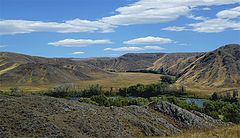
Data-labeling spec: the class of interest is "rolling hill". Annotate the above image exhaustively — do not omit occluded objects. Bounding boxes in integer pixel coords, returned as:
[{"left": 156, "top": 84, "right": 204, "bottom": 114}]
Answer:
[
  {"left": 0, "top": 52, "right": 112, "bottom": 85},
  {"left": 82, "top": 53, "right": 165, "bottom": 71},
  {"left": 147, "top": 53, "right": 203, "bottom": 76},
  {"left": 178, "top": 44, "right": 240, "bottom": 87},
  {"left": 0, "top": 44, "right": 239, "bottom": 88},
  {"left": 82, "top": 44, "right": 240, "bottom": 88}
]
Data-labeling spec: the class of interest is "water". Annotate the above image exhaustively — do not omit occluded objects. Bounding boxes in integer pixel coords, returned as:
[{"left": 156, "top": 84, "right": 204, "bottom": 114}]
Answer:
[
  {"left": 186, "top": 98, "right": 205, "bottom": 108},
  {"left": 68, "top": 97, "right": 79, "bottom": 102}
]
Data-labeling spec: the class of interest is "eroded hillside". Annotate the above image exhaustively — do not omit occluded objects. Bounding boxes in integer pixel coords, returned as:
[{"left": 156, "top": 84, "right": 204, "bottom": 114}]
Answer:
[{"left": 0, "top": 94, "right": 227, "bottom": 137}]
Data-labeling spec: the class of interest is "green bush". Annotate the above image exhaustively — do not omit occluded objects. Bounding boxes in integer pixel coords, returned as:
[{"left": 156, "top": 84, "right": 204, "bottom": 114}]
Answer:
[
  {"left": 223, "top": 103, "right": 240, "bottom": 123},
  {"left": 160, "top": 75, "right": 176, "bottom": 84},
  {"left": 90, "top": 95, "right": 110, "bottom": 106},
  {"left": 79, "top": 98, "right": 97, "bottom": 105},
  {"left": 130, "top": 97, "right": 149, "bottom": 106},
  {"left": 9, "top": 87, "right": 23, "bottom": 96}
]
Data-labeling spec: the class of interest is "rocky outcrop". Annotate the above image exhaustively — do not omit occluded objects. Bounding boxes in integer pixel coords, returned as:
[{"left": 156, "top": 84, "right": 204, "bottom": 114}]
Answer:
[
  {"left": 149, "top": 101, "right": 226, "bottom": 129},
  {"left": 0, "top": 95, "right": 226, "bottom": 138}
]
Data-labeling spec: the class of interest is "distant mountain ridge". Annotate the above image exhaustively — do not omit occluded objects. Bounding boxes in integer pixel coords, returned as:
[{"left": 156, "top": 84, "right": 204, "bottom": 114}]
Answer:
[
  {"left": 82, "top": 53, "right": 165, "bottom": 71},
  {"left": 0, "top": 44, "right": 239, "bottom": 88},
  {"left": 81, "top": 44, "right": 240, "bottom": 87}
]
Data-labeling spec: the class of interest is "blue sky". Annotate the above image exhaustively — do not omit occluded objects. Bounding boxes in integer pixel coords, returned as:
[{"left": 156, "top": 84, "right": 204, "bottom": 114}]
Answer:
[{"left": 0, "top": 0, "right": 239, "bottom": 58}]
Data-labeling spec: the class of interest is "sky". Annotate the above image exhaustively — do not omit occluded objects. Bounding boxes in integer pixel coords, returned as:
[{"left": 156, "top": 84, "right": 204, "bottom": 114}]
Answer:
[{"left": 0, "top": 0, "right": 239, "bottom": 58}]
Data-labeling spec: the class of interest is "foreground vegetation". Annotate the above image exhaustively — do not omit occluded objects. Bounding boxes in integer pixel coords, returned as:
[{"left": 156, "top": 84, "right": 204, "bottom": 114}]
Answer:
[
  {"left": 41, "top": 75, "right": 240, "bottom": 124},
  {"left": 2, "top": 75, "right": 240, "bottom": 124}
]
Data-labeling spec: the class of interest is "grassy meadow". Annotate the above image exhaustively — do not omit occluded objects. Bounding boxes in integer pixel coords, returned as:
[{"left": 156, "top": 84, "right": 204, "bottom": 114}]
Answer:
[{"left": 0, "top": 72, "right": 162, "bottom": 92}]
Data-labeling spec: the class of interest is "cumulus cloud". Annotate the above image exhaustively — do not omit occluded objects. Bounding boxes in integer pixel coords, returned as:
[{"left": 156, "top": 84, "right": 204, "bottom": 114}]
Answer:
[
  {"left": 100, "top": 0, "right": 239, "bottom": 26},
  {"left": 163, "top": 6, "right": 240, "bottom": 33},
  {"left": 188, "top": 18, "right": 240, "bottom": 33},
  {"left": 1, "top": 0, "right": 239, "bottom": 35},
  {"left": 72, "top": 51, "right": 85, "bottom": 55},
  {"left": 0, "top": 19, "right": 115, "bottom": 35},
  {"left": 104, "top": 46, "right": 144, "bottom": 51},
  {"left": 202, "top": 7, "right": 211, "bottom": 10},
  {"left": 144, "top": 46, "right": 165, "bottom": 50},
  {"left": 104, "top": 45, "right": 165, "bottom": 52},
  {"left": 0, "top": 45, "right": 7, "bottom": 48},
  {"left": 217, "top": 6, "right": 240, "bottom": 19},
  {"left": 124, "top": 36, "right": 173, "bottom": 45},
  {"left": 162, "top": 26, "right": 187, "bottom": 31},
  {"left": 48, "top": 39, "right": 112, "bottom": 47},
  {"left": 187, "top": 15, "right": 207, "bottom": 21}
]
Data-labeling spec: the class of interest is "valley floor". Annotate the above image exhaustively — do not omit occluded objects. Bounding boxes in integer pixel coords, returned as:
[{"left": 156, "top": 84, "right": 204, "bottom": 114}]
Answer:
[{"left": 0, "top": 72, "right": 162, "bottom": 92}]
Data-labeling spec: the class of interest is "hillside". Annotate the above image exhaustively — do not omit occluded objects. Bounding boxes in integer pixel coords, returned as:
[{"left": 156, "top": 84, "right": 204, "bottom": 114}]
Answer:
[
  {"left": 178, "top": 44, "right": 240, "bottom": 87},
  {"left": 82, "top": 53, "right": 165, "bottom": 71},
  {"left": 1, "top": 44, "right": 239, "bottom": 88},
  {"left": 0, "top": 94, "right": 227, "bottom": 137},
  {"left": 0, "top": 52, "right": 112, "bottom": 85},
  {"left": 148, "top": 53, "right": 203, "bottom": 76}
]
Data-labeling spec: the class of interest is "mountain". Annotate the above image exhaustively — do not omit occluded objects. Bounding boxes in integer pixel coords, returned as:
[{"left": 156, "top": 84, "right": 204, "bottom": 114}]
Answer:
[
  {"left": 178, "top": 44, "right": 240, "bottom": 87},
  {"left": 0, "top": 52, "right": 112, "bottom": 85},
  {"left": 1, "top": 44, "right": 239, "bottom": 88},
  {"left": 148, "top": 53, "right": 203, "bottom": 76},
  {"left": 82, "top": 53, "right": 165, "bottom": 71},
  {"left": 0, "top": 94, "right": 226, "bottom": 137}
]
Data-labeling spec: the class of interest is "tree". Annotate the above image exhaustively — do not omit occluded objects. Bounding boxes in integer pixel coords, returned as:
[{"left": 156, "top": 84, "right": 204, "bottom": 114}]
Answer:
[
  {"left": 233, "top": 90, "right": 238, "bottom": 98},
  {"left": 9, "top": 87, "right": 23, "bottom": 96},
  {"left": 223, "top": 104, "right": 240, "bottom": 123},
  {"left": 210, "top": 92, "right": 219, "bottom": 101},
  {"left": 160, "top": 75, "right": 176, "bottom": 84}
]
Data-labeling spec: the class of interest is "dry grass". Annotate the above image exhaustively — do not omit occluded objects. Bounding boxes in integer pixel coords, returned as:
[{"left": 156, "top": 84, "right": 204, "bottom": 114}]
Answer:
[
  {"left": 0, "top": 72, "right": 162, "bottom": 92},
  {"left": 181, "top": 84, "right": 240, "bottom": 98},
  {"left": 74, "top": 72, "right": 162, "bottom": 90},
  {"left": 163, "top": 125, "right": 240, "bottom": 138}
]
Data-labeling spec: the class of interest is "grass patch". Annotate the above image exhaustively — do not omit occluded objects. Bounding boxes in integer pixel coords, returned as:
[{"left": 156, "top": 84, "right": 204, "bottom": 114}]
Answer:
[
  {"left": 0, "top": 72, "right": 162, "bottom": 92},
  {"left": 163, "top": 125, "right": 240, "bottom": 138}
]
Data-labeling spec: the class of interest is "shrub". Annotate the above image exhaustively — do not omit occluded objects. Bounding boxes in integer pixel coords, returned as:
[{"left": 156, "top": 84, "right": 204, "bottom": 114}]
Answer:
[
  {"left": 130, "top": 97, "right": 149, "bottom": 106},
  {"left": 79, "top": 98, "right": 97, "bottom": 105},
  {"left": 82, "top": 84, "right": 104, "bottom": 97},
  {"left": 223, "top": 103, "right": 240, "bottom": 123},
  {"left": 90, "top": 94, "right": 110, "bottom": 106},
  {"left": 9, "top": 87, "right": 23, "bottom": 96},
  {"left": 45, "top": 84, "right": 82, "bottom": 98},
  {"left": 160, "top": 75, "right": 176, "bottom": 84}
]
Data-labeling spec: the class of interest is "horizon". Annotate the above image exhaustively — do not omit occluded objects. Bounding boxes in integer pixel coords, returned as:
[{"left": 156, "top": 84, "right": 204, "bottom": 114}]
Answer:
[
  {"left": 0, "top": 0, "right": 240, "bottom": 58},
  {"left": 0, "top": 43, "right": 238, "bottom": 59}
]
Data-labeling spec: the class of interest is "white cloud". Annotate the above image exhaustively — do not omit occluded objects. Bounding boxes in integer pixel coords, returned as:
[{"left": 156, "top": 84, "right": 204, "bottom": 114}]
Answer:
[
  {"left": 1, "top": 0, "right": 239, "bottom": 35},
  {"left": 72, "top": 51, "right": 85, "bottom": 55},
  {"left": 124, "top": 36, "right": 173, "bottom": 45},
  {"left": 0, "top": 19, "right": 115, "bottom": 35},
  {"left": 0, "top": 45, "right": 7, "bottom": 48},
  {"left": 48, "top": 39, "right": 112, "bottom": 47},
  {"left": 104, "top": 46, "right": 144, "bottom": 51},
  {"left": 162, "top": 26, "right": 187, "bottom": 31},
  {"left": 217, "top": 6, "right": 240, "bottom": 19},
  {"left": 202, "top": 7, "right": 211, "bottom": 10},
  {"left": 144, "top": 46, "right": 165, "bottom": 50},
  {"left": 188, "top": 18, "right": 240, "bottom": 33},
  {"left": 100, "top": 0, "right": 240, "bottom": 26},
  {"left": 163, "top": 6, "right": 240, "bottom": 33},
  {"left": 104, "top": 45, "right": 165, "bottom": 52},
  {"left": 187, "top": 15, "right": 207, "bottom": 21}
]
